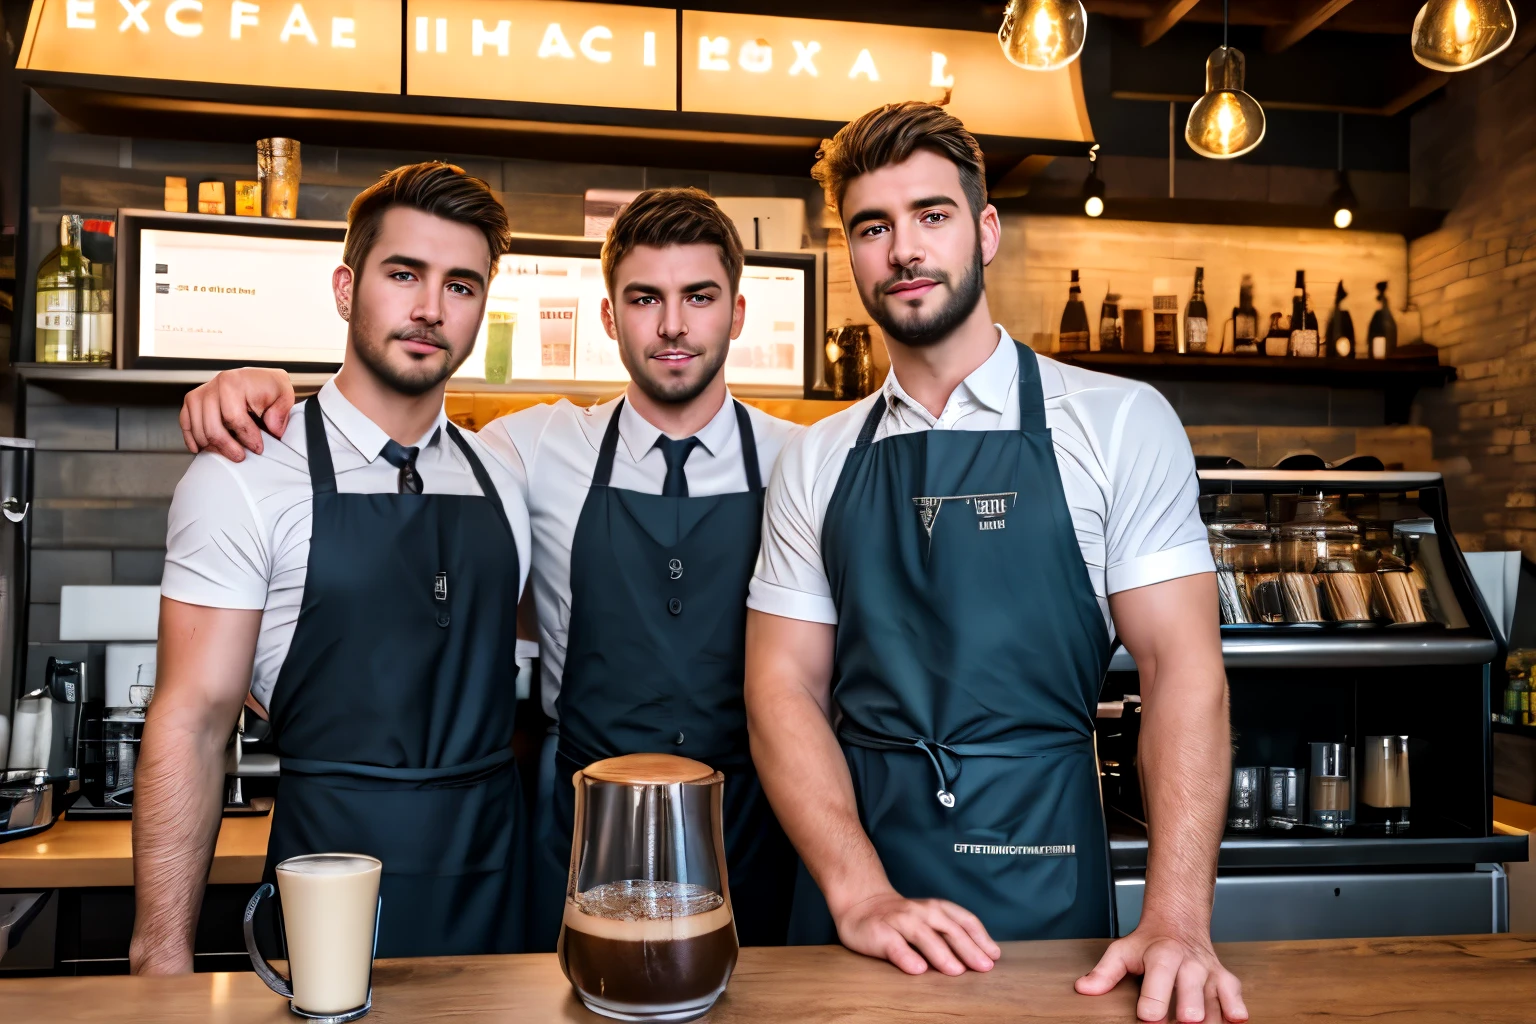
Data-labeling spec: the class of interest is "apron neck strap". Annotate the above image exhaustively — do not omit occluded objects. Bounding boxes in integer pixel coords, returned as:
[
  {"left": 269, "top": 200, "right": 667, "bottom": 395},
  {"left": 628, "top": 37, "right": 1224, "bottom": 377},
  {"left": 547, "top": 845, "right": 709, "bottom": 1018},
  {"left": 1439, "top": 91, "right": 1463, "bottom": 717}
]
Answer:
[
  {"left": 733, "top": 400, "right": 763, "bottom": 492},
  {"left": 303, "top": 395, "right": 338, "bottom": 495},
  {"left": 1014, "top": 341, "right": 1048, "bottom": 433},
  {"left": 593, "top": 397, "right": 763, "bottom": 493},
  {"left": 854, "top": 393, "right": 888, "bottom": 448},
  {"left": 446, "top": 423, "right": 514, "bottom": 539}
]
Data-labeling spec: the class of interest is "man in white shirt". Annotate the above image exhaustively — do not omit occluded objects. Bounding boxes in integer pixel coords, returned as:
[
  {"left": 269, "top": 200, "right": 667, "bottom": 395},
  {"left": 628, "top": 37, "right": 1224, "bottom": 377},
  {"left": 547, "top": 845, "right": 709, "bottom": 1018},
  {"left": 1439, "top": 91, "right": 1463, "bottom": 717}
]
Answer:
[
  {"left": 134, "top": 163, "right": 533, "bottom": 971},
  {"left": 746, "top": 103, "right": 1247, "bottom": 1024},
  {"left": 175, "top": 189, "right": 802, "bottom": 950}
]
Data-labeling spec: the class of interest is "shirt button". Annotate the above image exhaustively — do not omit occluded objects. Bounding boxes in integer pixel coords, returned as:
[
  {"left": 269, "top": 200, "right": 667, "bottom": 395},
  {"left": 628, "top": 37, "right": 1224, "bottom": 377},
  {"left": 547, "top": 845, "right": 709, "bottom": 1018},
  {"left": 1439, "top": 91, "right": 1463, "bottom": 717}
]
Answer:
[
  {"left": 668, "top": 597, "right": 683, "bottom": 616},
  {"left": 674, "top": 732, "right": 685, "bottom": 745}
]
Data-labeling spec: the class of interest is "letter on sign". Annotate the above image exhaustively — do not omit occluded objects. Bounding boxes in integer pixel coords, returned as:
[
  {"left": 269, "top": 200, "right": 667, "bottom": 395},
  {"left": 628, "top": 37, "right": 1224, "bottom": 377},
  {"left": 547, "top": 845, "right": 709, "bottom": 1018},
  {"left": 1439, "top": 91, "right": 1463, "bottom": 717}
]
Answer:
[
  {"left": 931, "top": 51, "right": 954, "bottom": 88},
  {"left": 538, "top": 22, "right": 575, "bottom": 59},
  {"left": 738, "top": 38, "right": 771, "bottom": 73},
  {"left": 849, "top": 47, "right": 879, "bottom": 81},
  {"left": 580, "top": 25, "right": 612, "bottom": 63},
  {"left": 473, "top": 19, "right": 510, "bottom": 57},
  {"left": 643, "top": 30, "right": 656, "bottom": 66},
  {"left": 331, "top": 16, "right": 355, "bottom": 48},
  {"left": 165, "top": 0, "right": 203, "bottom": 38},
  {"left": 698, "top": 35, "right": 730, "bottom": 71},
  {"left": 118, "top": 0, "right": 150, "bottom": 34},
  {"left": 789, "top": 40, "right": 820, "bottom": 77},
  {"left": 67, "top": 0, "right": 95, "bottom": 30},
  {"left": 281, "top": 3, "right": 318, "bottom": 45},
  {"left": 229, "top": 0, "right": 258, "bottom": 39}
]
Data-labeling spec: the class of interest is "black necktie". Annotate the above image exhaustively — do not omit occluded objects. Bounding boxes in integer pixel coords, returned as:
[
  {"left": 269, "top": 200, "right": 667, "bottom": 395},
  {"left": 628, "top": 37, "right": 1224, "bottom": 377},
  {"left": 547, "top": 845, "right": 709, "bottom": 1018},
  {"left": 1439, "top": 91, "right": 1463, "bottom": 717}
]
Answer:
[
  {"left": 655, "top": 435, "right": 701, "bottom": 498},
  {"left": 380, "top": 439, "right": 424, "bottom": 495}
]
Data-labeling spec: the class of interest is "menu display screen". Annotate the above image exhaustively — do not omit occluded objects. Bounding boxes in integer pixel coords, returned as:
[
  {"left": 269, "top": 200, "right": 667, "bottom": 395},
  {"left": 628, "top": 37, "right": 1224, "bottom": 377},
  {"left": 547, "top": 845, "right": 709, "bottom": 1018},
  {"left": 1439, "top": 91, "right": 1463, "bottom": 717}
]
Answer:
[
  {"left": 454, "top": 251, "right": 807, "bottom": 388},
  {"left": 136, "top": 228, "right": 347, "bottom": 364}
]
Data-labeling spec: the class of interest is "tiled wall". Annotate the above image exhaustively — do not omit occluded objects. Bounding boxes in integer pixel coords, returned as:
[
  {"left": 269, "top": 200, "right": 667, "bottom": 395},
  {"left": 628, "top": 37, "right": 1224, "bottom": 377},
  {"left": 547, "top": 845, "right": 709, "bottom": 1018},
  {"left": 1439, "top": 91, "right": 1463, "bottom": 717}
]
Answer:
[
  {"left": 1408, "top": 50, "right": 1536, "bottom": 559},
  {"left": 25, "top": 385, "right": 186, "bottom": 650}
]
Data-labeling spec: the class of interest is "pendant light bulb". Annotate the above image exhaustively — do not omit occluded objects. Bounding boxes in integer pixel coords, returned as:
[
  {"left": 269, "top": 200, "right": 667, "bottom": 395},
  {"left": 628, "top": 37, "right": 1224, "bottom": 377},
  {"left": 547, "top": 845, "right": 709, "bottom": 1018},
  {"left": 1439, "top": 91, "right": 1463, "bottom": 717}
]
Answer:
[
  {"left": 999, "top": 0, "right": 1088, "bottom": 71},
  {"left": 1185, "top": 47, "right": 1266, "bottom": 160},
  {"left": 1082, "top": 144, "right": 1106, "bottom": 217},
  {"left": 1329, "top": 171, "right": 1357, "bottom": 230},
  {"left": 1411, "top": 0, "right": 1516, "bottom": 72}
]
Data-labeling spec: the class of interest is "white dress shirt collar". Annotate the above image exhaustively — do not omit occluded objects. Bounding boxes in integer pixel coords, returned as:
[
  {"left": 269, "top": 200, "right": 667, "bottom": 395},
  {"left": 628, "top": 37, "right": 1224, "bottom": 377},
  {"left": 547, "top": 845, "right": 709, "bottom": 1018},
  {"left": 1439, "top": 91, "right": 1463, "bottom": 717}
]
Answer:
[
  {"left": 616, "top": 388, "right": 739, "bottom": 464},
  {"left": 882, "top": 325, "right": 1016, "bottom": 425},
  {"left": 316, "top": 379, "right": 449, "bottom": 463}
]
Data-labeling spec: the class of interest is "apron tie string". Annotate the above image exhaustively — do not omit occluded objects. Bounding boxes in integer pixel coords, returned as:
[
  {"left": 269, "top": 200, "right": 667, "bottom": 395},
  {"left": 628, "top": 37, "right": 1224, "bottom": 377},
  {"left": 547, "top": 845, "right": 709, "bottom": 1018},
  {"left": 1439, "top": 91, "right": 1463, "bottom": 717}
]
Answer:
[{"left": 912, "top": 738, "right": 960, "bottom": 808}]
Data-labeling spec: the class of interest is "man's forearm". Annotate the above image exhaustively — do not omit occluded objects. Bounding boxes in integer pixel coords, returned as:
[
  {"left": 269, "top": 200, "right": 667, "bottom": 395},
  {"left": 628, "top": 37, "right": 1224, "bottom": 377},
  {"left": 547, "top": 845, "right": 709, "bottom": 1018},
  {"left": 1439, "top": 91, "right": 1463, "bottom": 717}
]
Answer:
[
  {"left": 129, "top": 707, "right": 231, "bottom": 974},
  {"left": 1137, "top": 659, "right": 1229, "bottom": 930}
]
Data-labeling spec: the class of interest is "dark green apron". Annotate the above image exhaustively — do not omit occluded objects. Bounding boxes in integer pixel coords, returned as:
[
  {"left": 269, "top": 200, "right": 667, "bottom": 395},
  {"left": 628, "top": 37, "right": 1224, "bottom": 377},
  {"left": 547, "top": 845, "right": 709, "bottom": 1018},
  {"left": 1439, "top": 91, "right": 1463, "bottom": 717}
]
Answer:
[
  {"left": 527, "top": 399, "right": 795, "bottom": 950},
  {"left": 261, "top": 403, "right": 525, "bottom": 958},
  {"left": 788, "top": 341, "right": 1116, "bottom": 943}
]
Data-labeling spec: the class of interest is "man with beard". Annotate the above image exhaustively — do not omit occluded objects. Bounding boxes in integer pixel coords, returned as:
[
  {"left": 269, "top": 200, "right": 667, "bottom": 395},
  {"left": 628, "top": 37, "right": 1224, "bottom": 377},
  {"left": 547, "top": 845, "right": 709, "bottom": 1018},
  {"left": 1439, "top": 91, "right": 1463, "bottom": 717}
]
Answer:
[
  {"left": 133, "top": 163, "right": 531, "bottom": 971},
  {"left": 172, "top": 188, "right": 802, "bottom": 950},
  {"left": 746, "top": 103, "right": 1248, "bottom": 1024}
]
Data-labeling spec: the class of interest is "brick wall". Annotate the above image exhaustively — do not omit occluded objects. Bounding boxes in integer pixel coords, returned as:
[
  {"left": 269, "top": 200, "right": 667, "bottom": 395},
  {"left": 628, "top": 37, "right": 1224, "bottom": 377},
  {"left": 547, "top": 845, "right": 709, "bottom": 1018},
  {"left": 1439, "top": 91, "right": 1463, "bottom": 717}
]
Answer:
[{"left": 1409, "top": 49, "right": 1536, "bottom": 559}]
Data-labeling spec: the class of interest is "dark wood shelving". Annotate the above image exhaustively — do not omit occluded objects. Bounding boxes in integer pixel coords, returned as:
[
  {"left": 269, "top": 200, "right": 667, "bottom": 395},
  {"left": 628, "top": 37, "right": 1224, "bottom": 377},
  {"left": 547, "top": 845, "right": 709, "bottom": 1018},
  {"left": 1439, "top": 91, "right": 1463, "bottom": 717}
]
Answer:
[{"left": 1493, "top": 721, "right": 1536, "bottom": 739}]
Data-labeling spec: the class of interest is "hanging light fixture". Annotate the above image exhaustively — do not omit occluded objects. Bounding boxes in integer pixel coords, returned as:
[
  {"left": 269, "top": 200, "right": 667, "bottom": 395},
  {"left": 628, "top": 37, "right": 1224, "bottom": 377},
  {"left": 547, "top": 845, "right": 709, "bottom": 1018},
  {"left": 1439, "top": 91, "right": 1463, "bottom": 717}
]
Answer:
[
  {"left": 1082, "top": 145, "right": 1106, "bottom": 217},
  {"left": 999, "top": 0, "right": 1088, "bottom": 71},
  {"left": 1412, "top": 0, "right": 1517, "bottom": 72},
  {"left": 1185, "top": 1, "right": 1266, "bottom": 160},
  {"left": 1329, "top": 114, "right": 1357, "bottom": 229}
]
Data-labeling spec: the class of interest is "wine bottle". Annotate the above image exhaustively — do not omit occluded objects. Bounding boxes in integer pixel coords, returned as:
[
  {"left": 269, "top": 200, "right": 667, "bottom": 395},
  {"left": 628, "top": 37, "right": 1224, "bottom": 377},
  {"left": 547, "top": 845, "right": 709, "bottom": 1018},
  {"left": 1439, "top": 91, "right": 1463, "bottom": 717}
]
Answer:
[
  {"left": 35, "top": 215, "right": 88, "bottom": 363},
  {"left": 1098, "top": 287, "right": 1122, "bottom": 352},
  {"left": 1232, "top": 275, "right": 1259, "bottom": 355},
  {"left": 1326, "top": 282, "right": 1355, "bottom": 358},
  {"left": 1367, "top": 281, "right": 1397, "bottom": 359},
  {"left": 1058, "top": 269, "right": 1090, "bottom": 353},
  {"left": 1264, "top": 312, "right": 1289, "bottom": 357},
  {"left": 1184, "top": 266, "right": 1209, "bottom": 354},
  {"left": 1288, "top": 271, "right": 1319, "bottom": 358}
]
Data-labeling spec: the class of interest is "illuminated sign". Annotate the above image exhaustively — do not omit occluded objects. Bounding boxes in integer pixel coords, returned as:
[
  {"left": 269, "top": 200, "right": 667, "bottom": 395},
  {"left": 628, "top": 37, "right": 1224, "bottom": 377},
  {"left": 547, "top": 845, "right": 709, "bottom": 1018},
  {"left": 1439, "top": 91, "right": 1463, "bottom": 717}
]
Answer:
[
  {"left": 406, "top": 1, "right": 676, "bottom": 110},
  {"left": 19, "top": 0, "right": 401, "bottom": 93},
  {"left": 679, "top": 10, "right": 1091, "bottom": 141}
]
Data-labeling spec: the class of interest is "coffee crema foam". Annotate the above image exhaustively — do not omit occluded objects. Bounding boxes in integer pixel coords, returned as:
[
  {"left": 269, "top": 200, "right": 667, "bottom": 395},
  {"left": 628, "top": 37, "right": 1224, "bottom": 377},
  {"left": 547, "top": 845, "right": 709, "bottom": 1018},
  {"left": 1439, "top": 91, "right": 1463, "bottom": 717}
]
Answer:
[
  {"left": 564, "top": 880, "right": 732, "bottom": 941},
  {"left": 277, "top": 854, "right": 381, "bottom": 877}
]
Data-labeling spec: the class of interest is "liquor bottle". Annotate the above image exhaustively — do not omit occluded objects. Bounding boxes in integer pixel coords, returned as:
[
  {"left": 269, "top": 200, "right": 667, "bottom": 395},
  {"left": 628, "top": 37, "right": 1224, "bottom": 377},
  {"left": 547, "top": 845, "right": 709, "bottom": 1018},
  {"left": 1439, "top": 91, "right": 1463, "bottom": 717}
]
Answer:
[
  {"left": 1367, "top": 281, "right": 1397, "bottom": 359},
  {"left": 1098, "top": 287, "right": 1122, "bottom": 352},
  {"left": 1232, "top": 275, "right": 1259, "bottom": 354},
  {"left": 1288, "top": 271, "right": 1319, "bottom": 358},
  {"left": 1326, "top": 282, "right": 1355, "bottom": 359},
  {"left": 1263, "top": 312, "right": 1290, "bottom": 357},
  {"left": 35, "top": 215, "right": 87, "bottom": 363},
  {"left": 1184, "top": 266, "right": 1209, "bottom": 354},
  {"left": 1058, "top": 270, "right": 1090, "bottom": 353}
]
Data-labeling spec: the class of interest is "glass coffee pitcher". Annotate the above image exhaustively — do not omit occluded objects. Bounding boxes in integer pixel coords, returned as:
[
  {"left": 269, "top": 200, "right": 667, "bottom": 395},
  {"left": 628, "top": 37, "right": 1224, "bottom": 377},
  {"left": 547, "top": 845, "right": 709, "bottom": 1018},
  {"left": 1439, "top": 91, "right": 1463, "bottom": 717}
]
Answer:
[{"left": 557, "top": 754, "right": 738, "bottom": 1023}]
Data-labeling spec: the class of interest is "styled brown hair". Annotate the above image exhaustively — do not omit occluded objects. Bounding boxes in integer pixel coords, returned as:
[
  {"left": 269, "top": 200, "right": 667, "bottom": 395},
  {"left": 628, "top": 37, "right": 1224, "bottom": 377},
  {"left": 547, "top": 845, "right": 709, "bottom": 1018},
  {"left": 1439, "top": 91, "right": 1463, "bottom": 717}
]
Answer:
[
  {"left": 812, "top": 101, "right": 988, "bottom": 218},
  {"left": 601, "top": 187, "right": 746, "bottom": 293},
  {"left": 342, "top": 162, "right": 512, "bottom": 275}
]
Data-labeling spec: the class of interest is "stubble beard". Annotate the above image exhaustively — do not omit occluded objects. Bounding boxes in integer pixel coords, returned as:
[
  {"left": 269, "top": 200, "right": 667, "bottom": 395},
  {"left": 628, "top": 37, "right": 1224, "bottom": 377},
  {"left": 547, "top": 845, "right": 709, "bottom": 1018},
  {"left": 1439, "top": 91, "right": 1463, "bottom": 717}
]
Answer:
[{"left": 864, "top": 245, "right": 986, "bottom": 349}]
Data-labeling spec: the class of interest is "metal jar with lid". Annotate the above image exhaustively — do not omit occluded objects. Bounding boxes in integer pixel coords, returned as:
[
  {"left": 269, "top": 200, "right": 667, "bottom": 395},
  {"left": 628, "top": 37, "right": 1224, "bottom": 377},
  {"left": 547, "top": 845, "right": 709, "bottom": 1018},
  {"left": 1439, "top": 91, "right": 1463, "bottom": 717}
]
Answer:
[
  {"left": 1278, "top": 494, "right": 1376, "bottom": 624},
  {"left": 1207, "top": 493, "right": 1283, "bottom": 624}
]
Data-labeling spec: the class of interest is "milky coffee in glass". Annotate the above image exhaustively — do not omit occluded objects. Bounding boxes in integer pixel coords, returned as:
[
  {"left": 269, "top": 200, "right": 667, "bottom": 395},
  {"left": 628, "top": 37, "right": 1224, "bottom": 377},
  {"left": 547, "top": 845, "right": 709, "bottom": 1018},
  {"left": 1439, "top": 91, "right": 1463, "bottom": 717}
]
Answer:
[{"left": 244, "top": 852, "right": 382, "bottom": 1020}]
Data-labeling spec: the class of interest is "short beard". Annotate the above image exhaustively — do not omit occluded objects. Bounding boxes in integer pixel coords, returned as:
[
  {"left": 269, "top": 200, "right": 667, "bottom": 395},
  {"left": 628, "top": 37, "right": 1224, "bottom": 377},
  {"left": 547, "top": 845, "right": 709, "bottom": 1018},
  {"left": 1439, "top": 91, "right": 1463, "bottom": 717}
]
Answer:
[
  {"left": 620, "top": 338, "right": 730, "bottom": 406},
  {"left": 865, "top": 246, "right": 985, "bottom": 349},
  {"left": 351, "top": 322, "right": 460, "bottom": 397}
]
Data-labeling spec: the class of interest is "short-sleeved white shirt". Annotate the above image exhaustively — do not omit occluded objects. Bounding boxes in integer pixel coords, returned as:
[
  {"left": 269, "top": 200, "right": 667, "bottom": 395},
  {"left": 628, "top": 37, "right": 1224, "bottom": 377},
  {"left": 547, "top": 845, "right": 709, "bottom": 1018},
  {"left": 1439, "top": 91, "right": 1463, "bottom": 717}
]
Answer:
[
  {"left": 161, "top": 380, "right": 532, "bottom": 711},
  {"left": 477, "top": 393, "right": 802, "bottom": 718},
  {"left": 747, "top": 327, "right": 1212, "bottom": 636}
]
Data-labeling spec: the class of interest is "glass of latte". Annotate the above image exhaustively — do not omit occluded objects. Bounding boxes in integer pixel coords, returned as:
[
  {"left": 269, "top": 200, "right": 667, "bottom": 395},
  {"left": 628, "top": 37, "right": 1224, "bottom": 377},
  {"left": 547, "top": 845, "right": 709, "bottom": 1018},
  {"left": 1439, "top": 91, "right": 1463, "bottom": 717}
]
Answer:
[{"left": 557, "top": 754, "right": 738, "bottom": 1022}]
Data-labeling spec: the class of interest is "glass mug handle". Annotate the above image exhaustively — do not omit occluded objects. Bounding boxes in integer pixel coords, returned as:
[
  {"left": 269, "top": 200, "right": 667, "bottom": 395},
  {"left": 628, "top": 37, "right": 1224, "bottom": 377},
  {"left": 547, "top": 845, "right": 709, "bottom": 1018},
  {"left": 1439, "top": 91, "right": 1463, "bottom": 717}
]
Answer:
[{"left": 242, "top": 883, "right": 385, "bottom": 1002}]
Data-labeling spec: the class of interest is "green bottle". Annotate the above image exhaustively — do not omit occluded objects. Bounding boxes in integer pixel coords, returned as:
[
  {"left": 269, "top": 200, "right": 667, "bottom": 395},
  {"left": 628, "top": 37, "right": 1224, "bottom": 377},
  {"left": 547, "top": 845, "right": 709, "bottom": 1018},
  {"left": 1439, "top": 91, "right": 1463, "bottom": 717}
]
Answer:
[{"left": 35, "top": 215, "right": 88, "bottom": 363}]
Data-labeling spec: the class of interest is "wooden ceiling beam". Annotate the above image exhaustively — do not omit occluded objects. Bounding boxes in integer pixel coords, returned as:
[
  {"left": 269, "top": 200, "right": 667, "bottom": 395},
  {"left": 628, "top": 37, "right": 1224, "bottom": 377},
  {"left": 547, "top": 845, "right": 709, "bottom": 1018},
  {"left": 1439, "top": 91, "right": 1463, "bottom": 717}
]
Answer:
[
  {"left": 1084, "top": 1, "right": 1414, "bottom": 34},
  {"left": 1263, "top": 0, "right": 1357, "bottom": 52},
  {"left": 1139, "top": 0, "right": 1203, "bottom": 46}
]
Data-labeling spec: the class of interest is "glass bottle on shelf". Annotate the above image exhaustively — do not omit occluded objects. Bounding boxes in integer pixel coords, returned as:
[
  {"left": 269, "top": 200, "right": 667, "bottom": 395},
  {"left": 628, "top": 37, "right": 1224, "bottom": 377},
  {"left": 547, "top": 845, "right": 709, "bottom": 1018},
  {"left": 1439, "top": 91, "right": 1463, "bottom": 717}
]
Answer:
[
  {"left": 1278, "top": 494, "right": 1377, "bottom": 624},
  {"left": 1098, "top": 287, "right": 1122, "bottom": 352},
  {"left": 1326, "top": 281, "right": 1355, "bottom": 359},
  {"left": 1263, "top": 311, "right": 1290, "bottom": 357},
  {"left": 36, "top": 215, "right": 88, "bottom": 363},
  {"left": 1184, "top": 266, "right": 1209, "bottom": 354},
  {"left": 1367, "top": 281, "right": 1397, "bottom": 359},
  {"left": 1058, "top": 269, "right": 1090, "bottom": 354},
  {"left": 1232, "top": 275, "right": 1259, "bottom": 355},
  {"left": 1288, "top": 271, "right": 1319, "bottom": 357},
  {"left": 1207, "top": 494, "right": 1284, "bottom": 625}
]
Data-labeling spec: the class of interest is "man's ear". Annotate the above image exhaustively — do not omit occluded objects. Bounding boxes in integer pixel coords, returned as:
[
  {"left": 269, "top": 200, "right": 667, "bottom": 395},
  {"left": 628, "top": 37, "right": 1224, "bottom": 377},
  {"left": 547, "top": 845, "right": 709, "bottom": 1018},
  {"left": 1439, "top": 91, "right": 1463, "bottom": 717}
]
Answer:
[
  {"left": 333, "top": 264, "right": 355, "bottom": 321},
  {"left": 600, "top": 296, "right": 619, "bottom": 340},
  {"left": 729, "top": 290, "right": 747, "bottom": 341}
]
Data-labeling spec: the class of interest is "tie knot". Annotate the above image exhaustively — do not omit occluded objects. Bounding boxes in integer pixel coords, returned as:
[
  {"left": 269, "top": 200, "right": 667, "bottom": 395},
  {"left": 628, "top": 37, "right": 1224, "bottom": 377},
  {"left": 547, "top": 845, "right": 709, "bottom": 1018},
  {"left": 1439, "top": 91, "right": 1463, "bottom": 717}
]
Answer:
[
  {"left": 380, "top": 440, "right": 423, "bottom": 495},
  {"left": 655, "top": 435, "right": 701, "bottom": 498}
]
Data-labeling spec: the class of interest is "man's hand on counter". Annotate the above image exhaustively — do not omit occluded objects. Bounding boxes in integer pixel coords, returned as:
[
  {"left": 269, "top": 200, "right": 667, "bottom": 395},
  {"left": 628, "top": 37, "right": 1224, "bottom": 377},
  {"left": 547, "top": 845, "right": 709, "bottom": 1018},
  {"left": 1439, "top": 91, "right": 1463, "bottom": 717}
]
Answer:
[
  {"left": 834, "top": 890, "right": 1001, "bottom": 977},
  {"left": 180, "top": 367, "right": 296, "bottom": 461},
  {"left": 1075, "top": 922, "right": 1247, "bottom": 1023}
]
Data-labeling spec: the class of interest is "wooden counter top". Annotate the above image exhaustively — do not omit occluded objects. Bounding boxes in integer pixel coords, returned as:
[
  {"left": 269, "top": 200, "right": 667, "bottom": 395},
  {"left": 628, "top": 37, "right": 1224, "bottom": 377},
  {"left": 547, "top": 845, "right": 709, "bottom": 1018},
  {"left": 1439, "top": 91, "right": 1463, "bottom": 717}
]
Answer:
[
  {"left": 0, "top": 812, "right": 270, "bottom": 889},
  {"left": 5, "top": 934, "right": 1534, "bottom": 1023}
]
